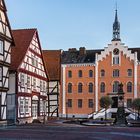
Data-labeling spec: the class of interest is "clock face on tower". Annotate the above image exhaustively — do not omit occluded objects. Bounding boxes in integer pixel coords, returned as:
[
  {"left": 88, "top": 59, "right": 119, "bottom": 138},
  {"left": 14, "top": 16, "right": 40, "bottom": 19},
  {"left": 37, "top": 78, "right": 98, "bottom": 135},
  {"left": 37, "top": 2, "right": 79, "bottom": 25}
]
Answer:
[{"left": 113, "top": 48, "right": 119, "bottom": 55}]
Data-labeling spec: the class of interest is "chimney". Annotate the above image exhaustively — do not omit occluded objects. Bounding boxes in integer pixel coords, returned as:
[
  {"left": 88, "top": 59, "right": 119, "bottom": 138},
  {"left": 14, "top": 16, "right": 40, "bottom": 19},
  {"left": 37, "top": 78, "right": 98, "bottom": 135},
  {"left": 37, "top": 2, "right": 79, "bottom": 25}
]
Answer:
[
  {"left": 79, "top": 47, "right": 86, "bottom": 55},
  {"left": 68, "top": 48, "right": 77, "bottom": 52}
]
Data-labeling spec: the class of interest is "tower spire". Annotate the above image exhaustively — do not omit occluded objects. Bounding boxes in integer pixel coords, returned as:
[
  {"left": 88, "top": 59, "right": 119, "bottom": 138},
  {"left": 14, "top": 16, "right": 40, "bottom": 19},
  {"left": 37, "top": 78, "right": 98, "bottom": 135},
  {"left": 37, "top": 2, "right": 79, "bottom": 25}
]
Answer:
[{"left": 112, "top": 7, "right": 121, "bottom": 41}]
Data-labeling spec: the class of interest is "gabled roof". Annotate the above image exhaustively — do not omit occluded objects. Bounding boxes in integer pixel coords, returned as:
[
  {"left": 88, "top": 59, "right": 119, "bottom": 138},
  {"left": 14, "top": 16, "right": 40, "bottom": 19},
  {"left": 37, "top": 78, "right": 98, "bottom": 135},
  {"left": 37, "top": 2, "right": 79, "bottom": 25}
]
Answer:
[
  {"left": 10, "top": 29, "right": 36, "bottom": 70},
  {"left": 42, "top": 50, "right": 61, "bottom": 81}
]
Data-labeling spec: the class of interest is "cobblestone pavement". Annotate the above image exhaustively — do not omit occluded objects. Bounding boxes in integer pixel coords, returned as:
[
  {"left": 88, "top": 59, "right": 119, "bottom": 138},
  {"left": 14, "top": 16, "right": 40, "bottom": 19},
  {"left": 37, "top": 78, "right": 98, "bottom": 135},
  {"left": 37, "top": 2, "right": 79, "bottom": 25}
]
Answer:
[{"left": 0, "top": 120, "right": 140, "bottom": 140}]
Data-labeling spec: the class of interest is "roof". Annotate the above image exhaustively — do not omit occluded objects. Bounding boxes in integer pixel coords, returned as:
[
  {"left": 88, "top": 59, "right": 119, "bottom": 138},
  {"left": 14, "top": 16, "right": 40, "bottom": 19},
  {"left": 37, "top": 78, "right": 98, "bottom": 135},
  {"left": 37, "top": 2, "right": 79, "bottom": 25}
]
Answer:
[
  {"left": 42, "top": 50, "right": 61, "bottom": 81},
  {"left": 10, "top": 29, "right": 36, "bottom": 70},
  {"left": 61, "top": 48, "right": 103, "bottom": 64},
  {"left": 62, "top": 47, "right": 140, "bottom": 64}
]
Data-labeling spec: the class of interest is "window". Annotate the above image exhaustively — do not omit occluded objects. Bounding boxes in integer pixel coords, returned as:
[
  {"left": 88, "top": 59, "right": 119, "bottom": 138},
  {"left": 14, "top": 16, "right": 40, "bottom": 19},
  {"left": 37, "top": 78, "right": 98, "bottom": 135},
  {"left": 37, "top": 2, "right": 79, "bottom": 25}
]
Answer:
[
  {"left": 25, "top": 99, "right": 29, "bottom": 113},
  {"left": 88, "top": 99, "right": 93, "bottom": 108},
  {"left": 100, "top": 82, "right": 105, "bottom": 93},
  {"left": 127, "top": 82, "right": 132, "bottom": 93},
  {"left": 127, "top": 69, "right": 132, "bottom": 77},
  {"left": 27, "top": 76, "right": 30, "bottom": 88},
  {"left": 113, "top": 56, "right": 119, "bottom": 65},
  {"left": 20, "top": 99, "right": 24, "bottom": 113},
  {"left": 101, "top": 70, "right": 105, "bottom": 77},
  {"left": 68, "top": 83, "right": 72, "bottom": 93},
  {"left": 33, "top": 78, "right": 36, "bottom": 89},
  {"left": 31, "top": 55, "right": 38, "bottom": 67},
  {"left": 40, "top": 80, "right": 43, "bottom": 91},
  {"left": 78, "top": 99, "right": 82, "bottom": 108},
  {"left": 78, "top": 70, "right": 82, "bottom": 77},
  {"left": 0, "top": 40, "right": 3, "bottom": 54},
  {"left": 89, "top": 83, "right": 93, "bottom": 93},
  {"left": 0, "top": 67, "right": 2, "bottom": 81},
  {"left": 67, "top": 99, "right": 72, "bottom": 108},
  {"left": 20, "top": 73, "right": 25, "bottom": 86},
  {"left": 68, "top": 70, "right": 72, "bottom": 78},
  {"left": 89, "top": 70, "right": 93, "bottom": 77},
  {"left": 127, "top": 99, "right": 132, "bottom": 108},
  {"left": 40, "top": 100, "right": 44, "bottom": 112},
  {"left": 78, "top": 83, "right": 83, "bottom": 93},
  {"left": 113, "top": 81, "right": 119, "bottom": 92},
  {"left": 113, "top": 69, "right": 119, "bottom": 77},
  {"left": 43, "top": 81, "right": 46, "bottom": 91}
]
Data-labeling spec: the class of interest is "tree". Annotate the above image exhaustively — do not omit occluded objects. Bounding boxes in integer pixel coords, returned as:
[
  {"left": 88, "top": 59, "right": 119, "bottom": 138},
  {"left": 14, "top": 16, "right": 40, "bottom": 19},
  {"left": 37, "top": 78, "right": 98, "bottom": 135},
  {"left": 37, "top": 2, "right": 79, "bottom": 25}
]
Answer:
[
  {"left": 100, "top": 96, "right": 113, "bottom": 120},
  {"left": 132, "top": 98, "right": 140, "bottom": 120}
]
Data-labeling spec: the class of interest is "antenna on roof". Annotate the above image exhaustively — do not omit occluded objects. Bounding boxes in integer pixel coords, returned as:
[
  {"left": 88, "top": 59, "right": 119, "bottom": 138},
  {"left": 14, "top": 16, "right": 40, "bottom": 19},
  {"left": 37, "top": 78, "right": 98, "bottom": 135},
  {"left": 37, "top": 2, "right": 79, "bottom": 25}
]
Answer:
[{"left": 115, "top": 1, "right": 118, "bottom": 11}]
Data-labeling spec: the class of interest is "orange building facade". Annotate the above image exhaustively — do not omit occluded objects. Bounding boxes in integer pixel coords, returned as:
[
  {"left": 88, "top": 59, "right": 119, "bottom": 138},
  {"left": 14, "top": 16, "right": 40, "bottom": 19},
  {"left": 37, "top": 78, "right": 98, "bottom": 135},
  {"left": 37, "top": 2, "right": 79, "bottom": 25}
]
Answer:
[{"left": 59, "top": 10, "right": 140, "bottom": 118}]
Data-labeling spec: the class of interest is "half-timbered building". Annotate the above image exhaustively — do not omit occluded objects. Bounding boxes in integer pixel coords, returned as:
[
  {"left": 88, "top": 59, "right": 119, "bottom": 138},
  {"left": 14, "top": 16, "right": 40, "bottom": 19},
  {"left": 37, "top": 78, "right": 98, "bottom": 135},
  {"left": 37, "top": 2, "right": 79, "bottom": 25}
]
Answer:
[
  {"left": 0, "top": 0, "right": 14, "bottom": 125},
  {"left": 43, "top": 50, "right": 61, "bottom": 119},
  {"left": 8, "top": 29, "right": 48, "bottom": 124}
]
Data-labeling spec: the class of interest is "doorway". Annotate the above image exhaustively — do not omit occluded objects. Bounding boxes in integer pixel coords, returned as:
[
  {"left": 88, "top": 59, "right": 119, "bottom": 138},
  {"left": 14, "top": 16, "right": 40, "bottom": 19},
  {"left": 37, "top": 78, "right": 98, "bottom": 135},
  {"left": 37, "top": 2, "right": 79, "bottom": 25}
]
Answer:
[
  {"left": 32, "top": 100, "right": 38, "bottom": 120},
  {"left": 112, "top": 97, "right": 118, "bottom": 108}
]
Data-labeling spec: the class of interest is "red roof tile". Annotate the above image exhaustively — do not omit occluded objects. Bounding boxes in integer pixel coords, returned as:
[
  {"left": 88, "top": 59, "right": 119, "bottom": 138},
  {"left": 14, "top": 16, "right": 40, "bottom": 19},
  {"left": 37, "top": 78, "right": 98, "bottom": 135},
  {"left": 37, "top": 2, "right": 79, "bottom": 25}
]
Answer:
[
  {"left": 42, "top": 50, "right": 61, "bottom": 81},
  {"left": 10, "top": 29, "right": 36, "bottom": 70}
]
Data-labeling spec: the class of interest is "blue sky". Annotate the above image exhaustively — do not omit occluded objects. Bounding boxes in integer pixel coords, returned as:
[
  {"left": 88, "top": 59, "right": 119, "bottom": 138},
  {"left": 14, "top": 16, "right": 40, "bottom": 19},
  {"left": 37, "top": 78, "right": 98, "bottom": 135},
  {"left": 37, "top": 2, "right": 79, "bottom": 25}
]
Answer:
[{"left": 5, "top": 0, "right": 140, "bottom": 50}]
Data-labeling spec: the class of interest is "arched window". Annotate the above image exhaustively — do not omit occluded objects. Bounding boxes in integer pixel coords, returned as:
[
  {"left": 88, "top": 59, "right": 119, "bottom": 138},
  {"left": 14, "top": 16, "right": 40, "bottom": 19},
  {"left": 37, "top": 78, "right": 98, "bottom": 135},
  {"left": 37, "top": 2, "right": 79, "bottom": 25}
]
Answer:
[
  {"left": 127, "top": 69, "right": 132, "bottom": 77},
  {"left": 68, "top": 83, "right": 72, "bottom": 93},
  {"left": 113, "top": 69, "right": 119, "bottom": 77},
  {"left": 68, "top": 70, "right": 72, "bottom": 78},
  {"left": 113, "top": 81, "right": 119, "bottom": 92},
  {"left": 89, "top": 83, "right": 93, "bottom": 93},
  {"left": 89, "top": 70, "right": 93, "bottom": 77},
  {"left": 127, "top": 82, "right": 132, "bottom": 93},
  {"left": 101, "top": 69, "right": 105, "bottom": 77},
  {"left": 100, "top": 82, "right": 105, "bottom": 93},
  {"left": 78, "top": 83, "right": 83, "bottom": 93},
  {"left": 78, "top": 70, "right": 82, "bottom": 77}
]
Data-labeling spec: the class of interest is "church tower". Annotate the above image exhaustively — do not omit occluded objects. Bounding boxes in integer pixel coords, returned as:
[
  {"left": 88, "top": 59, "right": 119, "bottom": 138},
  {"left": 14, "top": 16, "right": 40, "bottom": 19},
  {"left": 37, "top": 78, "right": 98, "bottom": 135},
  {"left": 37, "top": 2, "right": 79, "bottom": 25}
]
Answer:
[{"left": 112, "top": 9, "right": 121, "bottom": 41}]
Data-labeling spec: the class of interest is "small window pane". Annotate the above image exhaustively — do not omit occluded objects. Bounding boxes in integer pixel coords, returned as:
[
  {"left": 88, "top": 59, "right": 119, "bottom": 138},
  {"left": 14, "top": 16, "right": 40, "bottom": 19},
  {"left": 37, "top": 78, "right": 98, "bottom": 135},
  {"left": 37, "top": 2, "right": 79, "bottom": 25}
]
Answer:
[
  {"left": 78, "top": 70, "right": 82, "bottom": 77},
  {"left": 68, "top": 71, "right": 72, "bottom": 78},
  {"left": 100, "top": 82, "right": 105, "bottom": 93},
  {"left": 0, "top": 40, "right": 3, "bottom": 54},
  {"left": 89, "top": 83, "right": 93, "bottom": 93},
  {"left": 89, "top": 70, "right": 93, "bottom": 77},
  {"left": 127, "top": 69, "right": 132, "bottom": 77},
  {"left": 0, "top": 67, "right": 2, "bottom": 81},
  {"left": 88, "top": 99, "right": 93, "bottom": 108},
  {"left": 127, "top": 82, "right": 132, "bottom": 93},
  {"left": 67, "top": 99, "right": 72, "bottom": 108},
  {"left": 68, "top": 83, "right": 72, "bottom": 93},
  {"left": 78, "top": 99, "right": 82, "bottom": 108},
  {"left": 101, "top": 70, "right": 105, "bottom": 77},
  {"left": 78, "top": 83, "right": 83, "bottom": 93}
]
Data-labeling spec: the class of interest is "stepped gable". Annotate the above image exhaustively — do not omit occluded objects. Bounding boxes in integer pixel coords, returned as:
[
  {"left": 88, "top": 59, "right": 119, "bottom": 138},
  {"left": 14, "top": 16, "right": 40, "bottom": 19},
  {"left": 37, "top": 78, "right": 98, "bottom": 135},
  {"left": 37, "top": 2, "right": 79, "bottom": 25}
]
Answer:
[
  {"left": 42, "top": 50, "right": 61, "bottom": 81},
  {"left": 10, "top": 29, "right": 36, "bottom": 70},
  {"left": 61, "top": 48, "right": 103, "bottom": 64},
  {"left": 129, "top": 48, "right": 140, "bottom": 61}
]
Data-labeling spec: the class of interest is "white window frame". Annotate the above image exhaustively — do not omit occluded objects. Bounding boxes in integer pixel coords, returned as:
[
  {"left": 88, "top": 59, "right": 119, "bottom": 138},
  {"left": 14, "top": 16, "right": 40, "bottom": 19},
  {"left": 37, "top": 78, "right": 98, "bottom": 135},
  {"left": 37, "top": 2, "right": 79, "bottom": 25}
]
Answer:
[
  {"left": 0, "top": 40, "right": 3, "bottom": 54},
  {"left": 0, "top": 67, "right": 2, "bottom": 81},
  {"left": 20, "top": 73, "right": 25, "bottom": 86},
  {"left": 19, "top": 98, "right": 24, "bottom": 113}
]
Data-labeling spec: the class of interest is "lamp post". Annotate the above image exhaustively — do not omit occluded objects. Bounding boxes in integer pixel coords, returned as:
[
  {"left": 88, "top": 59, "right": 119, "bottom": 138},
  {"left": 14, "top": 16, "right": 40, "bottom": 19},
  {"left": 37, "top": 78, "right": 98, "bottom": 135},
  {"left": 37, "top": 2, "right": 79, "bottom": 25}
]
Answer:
[
  {"left": 115, "top": 83, "right": 126, "bottom": 126},
  {"left": 92, "top": 102, "right": 94, "bottom": 120}
]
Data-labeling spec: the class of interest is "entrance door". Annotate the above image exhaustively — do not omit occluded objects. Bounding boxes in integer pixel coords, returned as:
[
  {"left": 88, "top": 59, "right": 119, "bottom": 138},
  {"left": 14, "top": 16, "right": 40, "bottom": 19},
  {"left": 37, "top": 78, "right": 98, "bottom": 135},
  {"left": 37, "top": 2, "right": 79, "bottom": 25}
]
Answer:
[
  {"left": 32, "top": 100, "right": 38, "bottom": 119},
  {"left": 112, "top": 97, "right": 118, "bottom": 108}
]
